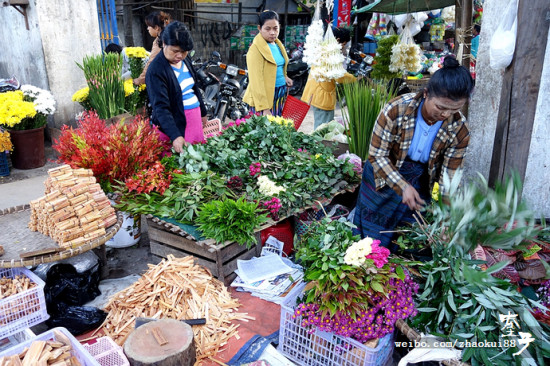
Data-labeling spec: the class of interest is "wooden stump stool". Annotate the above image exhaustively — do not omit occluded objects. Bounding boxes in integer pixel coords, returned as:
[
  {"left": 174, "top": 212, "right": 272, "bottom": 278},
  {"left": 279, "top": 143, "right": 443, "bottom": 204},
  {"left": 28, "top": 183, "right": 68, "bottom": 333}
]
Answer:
[{"left": 124, "top": 319, "right": 196, "bottom": 366}]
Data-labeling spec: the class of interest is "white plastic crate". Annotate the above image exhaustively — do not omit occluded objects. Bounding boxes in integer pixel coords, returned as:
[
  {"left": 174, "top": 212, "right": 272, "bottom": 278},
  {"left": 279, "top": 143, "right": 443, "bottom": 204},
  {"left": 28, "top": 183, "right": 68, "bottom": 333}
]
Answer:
[
  {"left": 83, "top": 336, "right": 130, "bottom": 366},
  {"left": 0, "top": 328, "right": 35, "bottom": 353},
  {"left": 0, "top": 327, "right": 100, "bottom": 365},
  {"left": 0, "top": 267, "right": 49, "bottom": 338},
  {"left": 278, "top": 282, "right": 394, "bottom": 366}
]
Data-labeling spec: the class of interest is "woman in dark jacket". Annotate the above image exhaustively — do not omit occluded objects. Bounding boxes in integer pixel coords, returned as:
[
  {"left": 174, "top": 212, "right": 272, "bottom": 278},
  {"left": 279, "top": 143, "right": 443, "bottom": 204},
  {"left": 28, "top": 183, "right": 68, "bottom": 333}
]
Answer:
[{"left": 146, "top": 21, "right": 207, "bottom": 153}]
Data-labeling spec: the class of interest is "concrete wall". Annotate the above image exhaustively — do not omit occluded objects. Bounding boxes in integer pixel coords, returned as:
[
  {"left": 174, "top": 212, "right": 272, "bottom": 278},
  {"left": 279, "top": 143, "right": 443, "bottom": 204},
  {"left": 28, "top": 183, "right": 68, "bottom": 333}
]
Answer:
[
  {"left": 0, "top": 0, "right": 101, "bottom": 130},
  {"left": 522, "top": 33, "right": 550, "bottom": 217},
  {"left": 464, "top": 0, "right": 550, "bottom": 217},
  {"left": 0, "top": 1, "right": 49, "bottom": 90},
  {"left": 35, "top": 0, "right": 102, "bottom": 128},
  {"left": 462, "top": 0, "right": 507, "bottom": 181}
]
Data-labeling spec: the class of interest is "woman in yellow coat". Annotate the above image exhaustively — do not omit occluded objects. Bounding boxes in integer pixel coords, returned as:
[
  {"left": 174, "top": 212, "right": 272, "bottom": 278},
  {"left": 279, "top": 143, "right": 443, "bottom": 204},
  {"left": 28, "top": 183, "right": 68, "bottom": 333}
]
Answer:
[
  {"left": 301, "top": 27, "right": 356, "bottom": 130},
  {"left": 243, "top": 10, "right": 293, "bottom": 116}
]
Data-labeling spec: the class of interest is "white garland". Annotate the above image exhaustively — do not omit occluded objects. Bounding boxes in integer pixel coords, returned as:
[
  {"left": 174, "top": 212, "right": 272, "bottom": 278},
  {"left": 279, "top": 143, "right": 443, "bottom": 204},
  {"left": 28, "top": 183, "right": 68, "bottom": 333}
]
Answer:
[
  {"left": 310, "top": 28, "right": 346, "bottom": 82},
  {"left": 389, "top": 43, "right": 423, "bottom": 74},
  {"left": 21, "top": 84, "right": 56, "bottom": 115},
  {"left": 441, "top": 6, "right": 455, "bottom": 24},
  {"left": 257, "top": 175, "right": 285, "bottom": 196},
  {"left": 302, "top": 19, "right": 325, "bottom": 67}
]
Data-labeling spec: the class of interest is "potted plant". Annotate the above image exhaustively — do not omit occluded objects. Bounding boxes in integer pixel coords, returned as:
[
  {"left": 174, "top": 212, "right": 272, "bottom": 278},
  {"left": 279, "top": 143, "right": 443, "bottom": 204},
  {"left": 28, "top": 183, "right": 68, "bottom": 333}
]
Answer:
[{"left": 0, "top": 85, "right": 56, "bottom": 169}]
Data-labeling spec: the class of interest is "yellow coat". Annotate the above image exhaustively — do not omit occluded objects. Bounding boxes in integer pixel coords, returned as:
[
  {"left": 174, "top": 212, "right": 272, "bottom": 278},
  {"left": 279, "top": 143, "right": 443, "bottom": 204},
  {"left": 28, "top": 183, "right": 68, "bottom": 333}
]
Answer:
[
  {"left": 301, "top": 72, "right": 356, "bottom": 111},
  {"left": 243, "top": 34, "right": 289, "bottom": 111}
]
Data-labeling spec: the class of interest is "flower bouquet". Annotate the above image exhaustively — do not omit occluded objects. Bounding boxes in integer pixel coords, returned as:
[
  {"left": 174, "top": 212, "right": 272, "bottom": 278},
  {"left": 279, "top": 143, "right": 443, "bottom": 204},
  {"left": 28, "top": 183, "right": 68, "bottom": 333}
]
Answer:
[
  {"left": 0, "top": 85, "right": 56, "bottom": 131},
  {"left": 0, "top": 128, "right": 12, "bottom": 176},
  {"left": 53, "top": 110, "right": 169, "bottom": 192},
  {"left": 294, "top": 217, "right": 418, "bottom": 344},
  {"left": 124, "top": 46, "right": 149, "bottom": 114}
]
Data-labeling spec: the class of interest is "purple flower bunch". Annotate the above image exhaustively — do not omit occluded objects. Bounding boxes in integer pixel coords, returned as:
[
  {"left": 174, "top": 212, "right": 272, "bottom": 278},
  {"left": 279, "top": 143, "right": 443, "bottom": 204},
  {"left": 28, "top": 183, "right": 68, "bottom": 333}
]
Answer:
[
  {"left": 249, "top": 162, "right": 261, "bottom": 177},
  {"left": 294, "top": 273, "right": 419, "bottom": 343},
  {"left": 262, "top": 197, "right": 282, "bottom": 219},
  {"left": 536, "top": 280, "right": 550, "bottom": 308}
]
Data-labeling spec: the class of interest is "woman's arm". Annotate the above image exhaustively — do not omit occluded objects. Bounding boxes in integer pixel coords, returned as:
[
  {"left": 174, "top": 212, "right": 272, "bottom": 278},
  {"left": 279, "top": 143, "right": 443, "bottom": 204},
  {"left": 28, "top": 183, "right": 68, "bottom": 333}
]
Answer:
[
  {"left": 439, "top": 120, "right": 470, "bottom": 194},
  {"left": 368, "top": 102, "right": 409, "bottom": 197},
  {"left": 246, "top": 45, "right": 270, "bottom": 111},
  {"left": 146, "top": 66, "right": 181, "bottom": 142},
  {"left": 134, "top": 39, "right": 161, "bottom": 85}
]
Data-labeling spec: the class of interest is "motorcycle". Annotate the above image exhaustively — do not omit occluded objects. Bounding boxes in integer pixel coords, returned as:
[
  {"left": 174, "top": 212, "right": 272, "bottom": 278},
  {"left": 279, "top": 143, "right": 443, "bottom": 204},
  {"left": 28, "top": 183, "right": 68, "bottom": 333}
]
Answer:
[
  {"left": 214, "top": 61, "right": 249, "bottom": 124},
  {"left": 286, "top": 47, "right": 309, "bottom": 96},
  {"left": 0, "top": 76, "right": 20, "bottom": 93},
  {"left": 346, "top": 47, "right": 374, "bottom": 78},
  {"left": 192, "top": 51, "right": 222, "bottom": 119}
]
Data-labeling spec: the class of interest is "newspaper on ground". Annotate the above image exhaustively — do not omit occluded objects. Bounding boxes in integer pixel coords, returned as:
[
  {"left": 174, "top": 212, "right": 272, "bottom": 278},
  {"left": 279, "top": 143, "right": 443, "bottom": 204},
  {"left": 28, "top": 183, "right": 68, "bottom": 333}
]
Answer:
[{"left": 232, "top": 236, "right": 303, "bottom": 304}]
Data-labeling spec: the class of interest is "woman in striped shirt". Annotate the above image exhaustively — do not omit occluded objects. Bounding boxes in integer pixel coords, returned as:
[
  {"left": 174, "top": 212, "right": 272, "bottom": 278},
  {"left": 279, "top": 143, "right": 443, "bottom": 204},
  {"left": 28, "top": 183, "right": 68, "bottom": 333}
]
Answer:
[{"left": 146, "top": 21, "right": 208, "bottom": 153}]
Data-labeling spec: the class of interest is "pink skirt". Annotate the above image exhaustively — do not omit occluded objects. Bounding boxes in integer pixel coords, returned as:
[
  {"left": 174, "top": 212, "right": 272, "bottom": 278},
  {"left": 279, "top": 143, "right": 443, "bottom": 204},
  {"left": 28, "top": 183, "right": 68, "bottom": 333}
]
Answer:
[{"left": 184, "top": 107, "right": 205, "bottom": 144}]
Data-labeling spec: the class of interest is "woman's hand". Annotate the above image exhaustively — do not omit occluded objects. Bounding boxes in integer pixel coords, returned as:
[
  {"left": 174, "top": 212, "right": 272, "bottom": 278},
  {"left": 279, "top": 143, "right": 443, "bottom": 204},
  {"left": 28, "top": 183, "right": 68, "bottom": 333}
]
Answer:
[
  {"left": 285, "top": 76, "right": 293, "bottom": 87},
  {"left": 201, "top": 116, "right": 208, "bottom": 125},
  {"left": 261, "top": 109, "right": 272, "bottom": 116},
  {"left": 402, "top": 184, "right": 426, "bottom": 211},
  {"left": 172, "top": 136, "right": 187, "bottom": 153},
  {"left": 133, "top": 78, "right": 140, "bottom": 86}
]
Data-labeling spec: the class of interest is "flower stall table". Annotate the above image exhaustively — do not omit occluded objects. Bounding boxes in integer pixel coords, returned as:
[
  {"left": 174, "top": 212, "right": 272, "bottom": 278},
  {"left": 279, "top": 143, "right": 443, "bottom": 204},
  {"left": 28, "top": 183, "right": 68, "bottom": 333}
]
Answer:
[
  {"left": 146, "top": 182, "right": 358, "bottom": 286},
  {"left": 0, "top": 205, "right": 122, "bottom": 269}
]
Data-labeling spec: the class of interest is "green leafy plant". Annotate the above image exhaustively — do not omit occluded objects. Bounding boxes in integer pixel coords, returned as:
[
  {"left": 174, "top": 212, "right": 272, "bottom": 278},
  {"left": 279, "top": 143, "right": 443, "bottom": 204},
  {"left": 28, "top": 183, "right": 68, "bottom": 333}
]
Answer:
[
  {"left": 371, "top": 34, "right": 401, "bottom": 81},
  {"left": 403, "top": 172, "right": 550, "bottom": 366},
  {"left": 76, "top": 53, "right": 125, "bottom": 119},
  {"left": 338, "top": 81, "right": 394, "bottom": 161},
  {"left": 195, "top": 196, "right": 268, "bottom": 247}
]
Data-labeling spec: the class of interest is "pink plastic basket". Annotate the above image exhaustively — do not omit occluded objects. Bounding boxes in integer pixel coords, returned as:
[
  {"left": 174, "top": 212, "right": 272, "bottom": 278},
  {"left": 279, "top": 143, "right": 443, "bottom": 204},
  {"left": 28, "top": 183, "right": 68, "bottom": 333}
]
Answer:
[
  {"left": 0, "top": 267, "right": 49, "bottom": 339},
  {"left": 84, "top": 337, "right": 130, "bottom": 366},
  {"left": 282, "top": 95, "right": 311, "bottom": 130}
]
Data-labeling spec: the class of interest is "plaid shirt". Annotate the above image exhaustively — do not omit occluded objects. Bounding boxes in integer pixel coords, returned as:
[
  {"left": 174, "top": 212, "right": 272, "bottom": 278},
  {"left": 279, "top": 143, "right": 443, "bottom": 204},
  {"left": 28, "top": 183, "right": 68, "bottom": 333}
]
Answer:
[{"left": 368, "top": 92, "right": 470, "bottom": 196}]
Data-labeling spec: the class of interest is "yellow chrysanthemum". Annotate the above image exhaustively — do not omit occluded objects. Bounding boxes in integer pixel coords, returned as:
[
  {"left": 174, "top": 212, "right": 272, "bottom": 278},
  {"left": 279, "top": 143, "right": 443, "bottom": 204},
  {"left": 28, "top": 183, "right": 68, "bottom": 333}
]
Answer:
[
  {"left": 0, "top": 130, "right": 13, "bottom": 152},
  {"left": 265, "top": 115, "right": 294, "bottom": 127},
  {"left": 138, "top": 84, "right": 146, "bottom": 92},
  {"left": 71, "top": 87, "right": 89, "bottom": 102},
  {"left": 0, "top": 91, "right": 37, "bottom": 128},
  {"left": 315, "top": 153, "right": 322, "bottom": 159},
  {"left": 431, "top": 182, "right": 440, "bottom": 201},
  {"left": 124, "top": 79, "right": 136, "bottom": 96},
  {"left": 125, "top": 47, "right": 149, "bottom": 59}
]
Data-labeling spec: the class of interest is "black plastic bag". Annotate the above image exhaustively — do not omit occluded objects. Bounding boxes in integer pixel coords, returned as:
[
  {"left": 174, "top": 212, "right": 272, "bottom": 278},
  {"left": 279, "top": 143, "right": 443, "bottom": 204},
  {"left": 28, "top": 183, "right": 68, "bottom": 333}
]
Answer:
[
  {"left": 45, "top": 263, "right": 100, "bottom": 306},
  {"left": 46, "top": 303, "right": 107, "bottom": 335}
]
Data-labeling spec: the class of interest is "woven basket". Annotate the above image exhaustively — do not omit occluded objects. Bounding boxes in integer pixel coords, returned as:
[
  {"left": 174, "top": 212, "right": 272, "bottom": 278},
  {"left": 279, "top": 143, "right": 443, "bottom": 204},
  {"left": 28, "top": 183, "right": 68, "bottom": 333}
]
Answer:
[
  {"left": 294, "top": 204, "right": 349, "bottom": 240},
  {"left": 406, "top": 77, "right": 430, "bottom": 94}
]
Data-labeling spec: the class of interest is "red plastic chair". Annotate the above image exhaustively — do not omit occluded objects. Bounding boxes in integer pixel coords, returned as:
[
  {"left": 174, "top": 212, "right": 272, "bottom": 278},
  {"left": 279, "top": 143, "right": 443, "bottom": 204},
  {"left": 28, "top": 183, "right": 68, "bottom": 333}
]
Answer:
[{"left": 282, "top": 95, "right": 311, "bottom": 130}]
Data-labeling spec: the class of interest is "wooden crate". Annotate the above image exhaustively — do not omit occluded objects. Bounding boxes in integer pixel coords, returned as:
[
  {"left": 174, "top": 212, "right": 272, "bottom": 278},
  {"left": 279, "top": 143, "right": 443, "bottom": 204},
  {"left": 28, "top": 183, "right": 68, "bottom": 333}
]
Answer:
[{"left": 146, "top": 217, "right": 261, "bottom": 286}]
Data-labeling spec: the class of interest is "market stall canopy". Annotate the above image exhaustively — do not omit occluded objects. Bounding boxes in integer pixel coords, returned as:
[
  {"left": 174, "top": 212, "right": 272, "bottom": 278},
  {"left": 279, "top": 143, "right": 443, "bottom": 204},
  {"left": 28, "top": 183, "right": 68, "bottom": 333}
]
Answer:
[{"left": 354, "top": 0, "right": 455, "bottom": 15}]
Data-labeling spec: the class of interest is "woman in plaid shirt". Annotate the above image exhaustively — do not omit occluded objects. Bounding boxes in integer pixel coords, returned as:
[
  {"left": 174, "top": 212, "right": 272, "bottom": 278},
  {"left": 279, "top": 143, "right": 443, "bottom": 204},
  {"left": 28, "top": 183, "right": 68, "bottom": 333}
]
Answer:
[{"left": 353, "top": 56, "right": 474, "bottom": 248}]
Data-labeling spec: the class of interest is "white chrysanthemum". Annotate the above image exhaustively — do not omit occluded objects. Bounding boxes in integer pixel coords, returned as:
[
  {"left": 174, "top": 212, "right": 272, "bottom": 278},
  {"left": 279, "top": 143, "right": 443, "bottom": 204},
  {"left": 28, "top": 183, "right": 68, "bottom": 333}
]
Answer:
[
  {"left": 343, "top": 237, "right": 374, "bottom": 266},
  {"left": 257, "top": 175, "right": 285, "bottom": 196},
  {"left": 21, "top": 84, "right": 56, "bottom": 115},
  {"left": 441, "top": 6, "right": 455, "bottom": 24}
]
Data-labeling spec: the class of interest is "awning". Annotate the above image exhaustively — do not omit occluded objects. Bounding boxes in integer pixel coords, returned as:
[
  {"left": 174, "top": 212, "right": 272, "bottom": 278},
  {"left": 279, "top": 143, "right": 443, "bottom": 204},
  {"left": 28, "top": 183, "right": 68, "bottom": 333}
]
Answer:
[{"left": 354, "top": 0, "right": 455, "bottom": 15}]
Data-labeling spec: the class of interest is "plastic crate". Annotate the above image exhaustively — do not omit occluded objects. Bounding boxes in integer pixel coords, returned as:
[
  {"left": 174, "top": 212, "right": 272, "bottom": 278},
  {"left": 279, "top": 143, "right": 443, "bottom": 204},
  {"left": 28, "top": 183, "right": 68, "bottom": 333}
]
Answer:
[
  {"left": 0, "top": 327, "right": 100, "bottom": 365},
  {"left": 0, "top": 267, "right": 49, "bottom": 339},
  {"left": 84, "top": 337, "right": 130, "bottom": 366},
  {"left": 0, "top": 152, "right": 9, "bottom": 177},
  {"left": 278, "top": 282, "right": 394, "bottom": 366},
  {"left": 0, "top": 328, "right": 35, "bottom": 353},
  {"left": 261, "top": 219, "right": 295, "bottom": 256}
]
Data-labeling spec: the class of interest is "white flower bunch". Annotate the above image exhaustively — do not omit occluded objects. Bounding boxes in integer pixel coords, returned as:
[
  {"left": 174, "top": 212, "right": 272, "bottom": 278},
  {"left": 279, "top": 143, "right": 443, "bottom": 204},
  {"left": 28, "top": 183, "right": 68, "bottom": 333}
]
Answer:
[
  {"left": 21, "top": 84, "right": 56, "bottom": 115},
  {"left": 257, "top": 175, "right": 285, "bottom": 196},
  {"left": 310, "top": 29, "right": 346, "bottom": 82},
  {"left": 302, "top": 19, "right": 324, "bottom": 67},
  {"left": 441, "top": 6, "right": 455, "bottom": 24},
  {"left": 389, "top": 43, "right": 423, "bottom": 74},
  {"left": 343, "top": 237, "right": 374, "bottom": 266}
]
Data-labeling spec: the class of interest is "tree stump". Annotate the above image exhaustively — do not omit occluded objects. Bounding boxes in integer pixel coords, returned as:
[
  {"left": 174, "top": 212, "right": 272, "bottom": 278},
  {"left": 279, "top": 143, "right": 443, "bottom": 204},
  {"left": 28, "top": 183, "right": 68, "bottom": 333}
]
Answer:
[{"left": 124, "top": 319, "right": 196, "bottom": 366}]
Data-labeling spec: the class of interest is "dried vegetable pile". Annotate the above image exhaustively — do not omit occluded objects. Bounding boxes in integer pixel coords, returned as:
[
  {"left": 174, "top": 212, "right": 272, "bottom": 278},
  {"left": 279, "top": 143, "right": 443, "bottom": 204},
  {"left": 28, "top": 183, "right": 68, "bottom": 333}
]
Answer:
[
  {"left": 28, "top": 165, "right": 117, "bottom": 248},
  {"left": 95, "top": 255, "right": 254, "bottom": 363},
  {"left": 0, "top": 329, "right": 82, "bottom": 365}
]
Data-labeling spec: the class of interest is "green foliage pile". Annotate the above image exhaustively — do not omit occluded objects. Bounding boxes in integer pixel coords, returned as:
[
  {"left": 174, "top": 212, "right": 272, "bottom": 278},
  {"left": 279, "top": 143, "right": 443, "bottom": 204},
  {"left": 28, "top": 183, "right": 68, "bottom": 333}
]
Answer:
[{"left": 371, "top": 35, "right": 401, "bottom": 81}]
